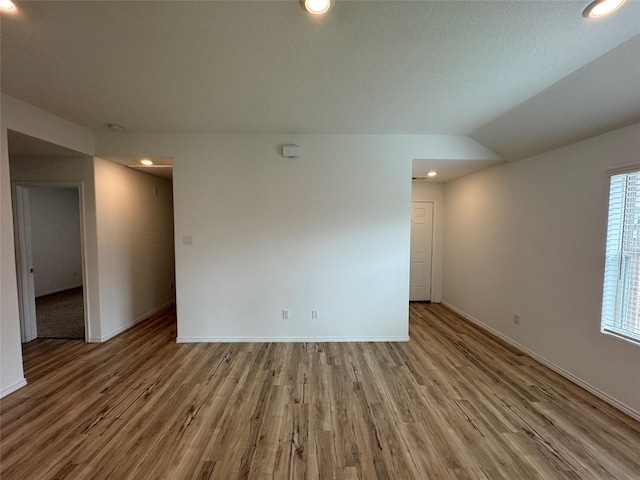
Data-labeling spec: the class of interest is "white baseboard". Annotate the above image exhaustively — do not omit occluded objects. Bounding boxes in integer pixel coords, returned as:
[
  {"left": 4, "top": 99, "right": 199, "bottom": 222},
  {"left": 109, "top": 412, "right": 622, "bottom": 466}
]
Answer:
[
  {"left": 91, "top": 300, "right": 175, "bottom": 343},
  {"left": 177, "top": 335, "right": 409, "bottom": 343},
  {"left": 441, "top": 301, "right": 640, "bottom": 422},
  {"left": 1, "top": 378, "right": 27, "bottom": 398},
  {"left": 36, "top": 283, "right": 83, "bottom": 298}
]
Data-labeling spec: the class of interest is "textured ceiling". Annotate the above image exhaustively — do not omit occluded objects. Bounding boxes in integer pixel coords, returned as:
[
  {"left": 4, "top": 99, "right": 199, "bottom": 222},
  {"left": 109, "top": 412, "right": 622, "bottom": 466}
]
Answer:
[
  {"left": 470, "top": 35, "right": 640, "bottom": 161},
  {"left": 2, "top": 1, "right": 639, "bottom": 178}
]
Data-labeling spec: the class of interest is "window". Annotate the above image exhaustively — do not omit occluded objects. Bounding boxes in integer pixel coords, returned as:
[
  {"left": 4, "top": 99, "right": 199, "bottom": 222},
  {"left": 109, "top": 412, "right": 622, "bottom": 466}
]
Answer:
[{"left": 601, "top": 167, "right": 640, "bottom": 345}]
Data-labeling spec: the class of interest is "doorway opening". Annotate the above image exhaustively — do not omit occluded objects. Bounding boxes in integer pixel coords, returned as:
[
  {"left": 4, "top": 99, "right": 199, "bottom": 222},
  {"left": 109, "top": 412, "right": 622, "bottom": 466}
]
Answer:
[
  {"left": 12, "top": 184, "right": 87, "bottom": 341},
  {"left": 30, "top": 187, "right": 84, "bottom": 339},
  {"left": 8, "top": 130, "right": 91, "bottom": 342}
]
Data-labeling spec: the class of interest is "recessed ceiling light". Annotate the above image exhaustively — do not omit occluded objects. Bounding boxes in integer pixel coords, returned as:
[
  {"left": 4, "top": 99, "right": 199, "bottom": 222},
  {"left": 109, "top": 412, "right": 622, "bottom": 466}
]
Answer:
[
  {"left": 583, "top": 0, "right": 626, "bottom": 18},
  {"left": 0, "top": 0, "right": 16, "bottom": 12},
  {"left": 305, "top": 0, "right": 331, "bottom": 15},
  {"left": 427, "top": 171, "right": 438, "bottom": 177},
  {"left": 140, "top": 159, "right": 154, "bottom": 166}
]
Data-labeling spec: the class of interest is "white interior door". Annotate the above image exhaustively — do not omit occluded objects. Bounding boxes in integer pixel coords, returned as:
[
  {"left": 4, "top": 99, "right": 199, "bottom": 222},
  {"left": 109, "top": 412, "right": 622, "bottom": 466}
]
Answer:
[
  {"left": 13, "top": 185, "right": 38, "bottom": 342},
  {"left": 410, "top": 202, "right": 433, "bottom": 301}
]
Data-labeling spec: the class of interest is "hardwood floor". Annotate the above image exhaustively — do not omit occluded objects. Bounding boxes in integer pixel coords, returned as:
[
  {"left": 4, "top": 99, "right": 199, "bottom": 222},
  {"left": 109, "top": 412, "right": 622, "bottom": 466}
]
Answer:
[{"left": 1, "top": 303, "right": 639, "bottom": 479}]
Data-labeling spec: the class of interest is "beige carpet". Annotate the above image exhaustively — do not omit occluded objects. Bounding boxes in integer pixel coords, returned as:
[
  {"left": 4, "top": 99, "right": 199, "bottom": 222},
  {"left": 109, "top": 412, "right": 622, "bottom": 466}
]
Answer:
[{"left": 36, "top": 287, "right": 85, "bottom": 339}]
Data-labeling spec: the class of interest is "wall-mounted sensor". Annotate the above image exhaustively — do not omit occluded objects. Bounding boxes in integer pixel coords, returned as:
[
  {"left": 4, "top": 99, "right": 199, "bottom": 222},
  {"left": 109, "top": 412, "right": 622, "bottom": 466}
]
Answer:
[{"left": 282, "top": 145, "right": 300, "bottom": 158}]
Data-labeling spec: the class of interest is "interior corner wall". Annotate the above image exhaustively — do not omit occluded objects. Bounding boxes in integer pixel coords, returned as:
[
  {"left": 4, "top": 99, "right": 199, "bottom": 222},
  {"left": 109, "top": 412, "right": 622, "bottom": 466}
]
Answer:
[
  {"left": 94, "top": 158, "right": 175, "bottom": 341},
  {"left": 411, "top": 181, "right": 444, "bottom": 302},
  {"left": 442, "top": 122, "right": 640, "bottom": 418}
]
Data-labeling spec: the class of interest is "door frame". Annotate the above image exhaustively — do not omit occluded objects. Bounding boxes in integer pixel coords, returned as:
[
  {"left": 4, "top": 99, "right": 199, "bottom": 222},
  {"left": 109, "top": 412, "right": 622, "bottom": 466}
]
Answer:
[
  {"left": 11, "top": 181, "right": 90, "bottom": 342},
  {"left": 410, "top": 201, "right": 435, "bottom": 302}
]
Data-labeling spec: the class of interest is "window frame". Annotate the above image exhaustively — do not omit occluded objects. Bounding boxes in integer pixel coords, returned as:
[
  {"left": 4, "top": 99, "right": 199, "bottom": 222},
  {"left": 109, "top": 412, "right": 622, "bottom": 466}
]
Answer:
[{"left": 601, "top": 164, "right": 640, "bottom": 347}]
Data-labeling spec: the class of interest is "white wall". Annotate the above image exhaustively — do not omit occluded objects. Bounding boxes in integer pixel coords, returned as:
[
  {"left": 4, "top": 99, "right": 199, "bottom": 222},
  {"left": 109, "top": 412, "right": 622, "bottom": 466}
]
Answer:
[
  {"left": 173, "top": 136, "right": 409, "bottom": 341},
  {"left": 0, "top": 125, "right": 26, "bottom": 397},
  {"left": 443, "top": 123, "right": 640, "bottom": 419},
  {"left": 411, "top": 181, "right": 444, "bottom": 302},
  {"left": 29, "top": 188, "right": 83, "bottom": 296},
  {"left": 96, "top": 133, "right": 496, "bottom": 342},
  {"left": 167, "top": 135, "right": 409, "bottom": 341},
  {"left": 94, "top": 158, "right": 175, "bottom": 341}
]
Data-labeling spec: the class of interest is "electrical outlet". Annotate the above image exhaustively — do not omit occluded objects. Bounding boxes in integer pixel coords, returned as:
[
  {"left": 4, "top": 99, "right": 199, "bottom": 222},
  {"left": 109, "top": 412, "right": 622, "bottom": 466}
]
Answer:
[
  {"left": 513, "top": 313, "right": 521, "bottom": 325},
  {"left": 311, "top": 310, "right": 319, "bottom": 320},
  {"left": 282, "top": 309, "right": 290, "bottom": 320}
]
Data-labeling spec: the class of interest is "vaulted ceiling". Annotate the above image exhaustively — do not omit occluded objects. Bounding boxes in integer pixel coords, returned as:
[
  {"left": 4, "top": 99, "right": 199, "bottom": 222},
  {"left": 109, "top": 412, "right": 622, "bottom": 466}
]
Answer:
[{"left": 2, "top": 1, "right": 639, "bottom": 178}]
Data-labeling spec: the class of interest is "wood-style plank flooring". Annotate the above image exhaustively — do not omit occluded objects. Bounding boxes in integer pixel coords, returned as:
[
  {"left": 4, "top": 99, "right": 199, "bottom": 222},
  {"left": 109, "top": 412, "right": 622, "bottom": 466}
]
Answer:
[{"left": 1, "top": 303, "right": 639, "bottom": 479}]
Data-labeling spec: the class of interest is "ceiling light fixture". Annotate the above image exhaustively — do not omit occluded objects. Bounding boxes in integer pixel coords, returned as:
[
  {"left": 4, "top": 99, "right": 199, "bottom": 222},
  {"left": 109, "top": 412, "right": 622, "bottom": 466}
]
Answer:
[
  {"left": 304, "top": 0, "right": 331, "bottom": 15},
  {"left": 412, "top": 171, "right": 438, "bottom": 181},
  {"left": 140, "top": 159, "right": 154, "bottom": 166},
  {"left": 107, "top": 123, "right": 125, "bottom": 132},
  {"left": 583, "top": 0, "right": 626, "bottom": 18},
  {"left": 0, "top": 0, "right": 16, "bottom": 11}
]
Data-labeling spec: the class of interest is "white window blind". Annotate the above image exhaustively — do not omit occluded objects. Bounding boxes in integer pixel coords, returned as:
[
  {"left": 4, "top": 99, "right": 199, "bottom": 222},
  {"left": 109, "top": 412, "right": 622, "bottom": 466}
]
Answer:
[{"left": 601, "top": 170, "right": 640, "bottom": 345}]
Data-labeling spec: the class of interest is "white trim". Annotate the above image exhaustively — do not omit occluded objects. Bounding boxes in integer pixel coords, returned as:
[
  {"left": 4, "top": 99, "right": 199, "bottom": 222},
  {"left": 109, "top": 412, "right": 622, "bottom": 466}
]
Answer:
[
  {"left": 35, "top": 284, "right": 84, "bottom": 298},
  {"left": 601, "top": 328, "right": 640, "bottom": 347},
  {"left": 177, "top": 335, "right": 410, "bottom": 344},
  {"left": 0, "top": 378, "right": 27, "bottom": 398},
  {"left": 11, "top": 181, "right": 91, "bottom": 342},
  {"left": 442, "top": 301, "right": 640, "bottom": 422},
  {"left": 607, "top": 162, "right": 640, "bottom": 176},
  {"left": 91, "top": 300, "right": 175, "bottom": 343}
]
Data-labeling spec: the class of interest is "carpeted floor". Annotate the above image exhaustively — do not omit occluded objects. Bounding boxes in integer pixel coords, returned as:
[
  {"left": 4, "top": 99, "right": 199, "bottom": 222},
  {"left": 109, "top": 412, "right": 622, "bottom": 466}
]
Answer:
[{"left": 36, "top": 287, "right": 85, "bottom": 339}]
